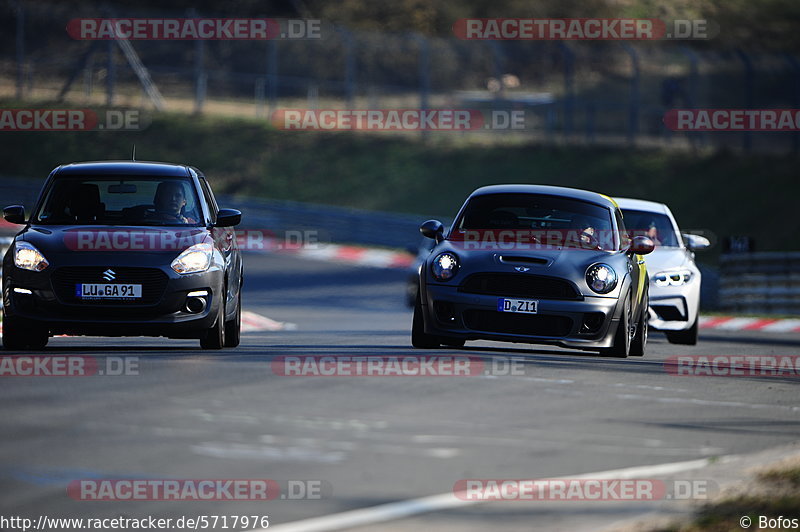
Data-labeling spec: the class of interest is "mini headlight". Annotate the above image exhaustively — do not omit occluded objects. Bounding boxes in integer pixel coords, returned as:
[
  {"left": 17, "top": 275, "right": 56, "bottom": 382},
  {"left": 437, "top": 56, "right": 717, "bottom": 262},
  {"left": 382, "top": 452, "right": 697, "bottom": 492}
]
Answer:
[
  {"left": 431, "top": 252, "right": 459, "bottom": 281},
  {"left": 586, "top": 263, "right": 617, "bottom": 294},
  {"left": 653, "top": 269, "right": 693, "bottom": 287},
  {"left": 14, "top": 241, "right": 49, "bottom": 272},
  {"left": 171, "top": 242, "right": 213, "bottom": 274}
]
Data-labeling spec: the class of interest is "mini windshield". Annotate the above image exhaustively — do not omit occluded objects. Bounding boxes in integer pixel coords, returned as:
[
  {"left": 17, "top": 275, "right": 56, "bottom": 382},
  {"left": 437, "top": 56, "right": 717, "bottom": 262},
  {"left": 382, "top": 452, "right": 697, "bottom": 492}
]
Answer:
[
  {"left": 453, "top": 193, "right": 617, "bottom": 250},
  {"left": 33, "top": 176, "right": 202, "bottom": 226}
]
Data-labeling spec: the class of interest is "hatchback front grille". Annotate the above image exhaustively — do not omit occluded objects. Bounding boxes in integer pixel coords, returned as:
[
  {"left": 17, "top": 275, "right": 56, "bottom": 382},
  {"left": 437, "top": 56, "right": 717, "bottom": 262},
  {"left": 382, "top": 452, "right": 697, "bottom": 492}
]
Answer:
[{"left": 51, "top": 267, "right": 168, "bottom": 305}]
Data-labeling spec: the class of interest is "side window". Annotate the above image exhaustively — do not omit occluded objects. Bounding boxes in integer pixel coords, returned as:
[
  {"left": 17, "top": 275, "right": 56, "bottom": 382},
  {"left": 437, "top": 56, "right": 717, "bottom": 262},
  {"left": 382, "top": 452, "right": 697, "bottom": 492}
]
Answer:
[
  {"left": 615, "top": 209, "right": 631, "bottom": 249},
  {"left": 198, "top": 177, "right": 218, "bottom": 224}
]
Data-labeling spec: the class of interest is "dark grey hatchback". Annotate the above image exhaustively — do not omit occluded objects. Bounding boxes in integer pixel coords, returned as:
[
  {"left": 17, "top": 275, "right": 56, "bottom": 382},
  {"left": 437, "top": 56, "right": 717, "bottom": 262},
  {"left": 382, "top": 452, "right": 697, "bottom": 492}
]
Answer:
[{"left": 2, "top": 161, "right": 243, "bottom": 350}]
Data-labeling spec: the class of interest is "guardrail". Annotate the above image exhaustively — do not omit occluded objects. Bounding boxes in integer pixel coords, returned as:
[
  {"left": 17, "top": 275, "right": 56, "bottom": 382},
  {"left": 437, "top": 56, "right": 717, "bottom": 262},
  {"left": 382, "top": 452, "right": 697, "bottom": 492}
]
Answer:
[
  {"left": 719, "top": 252, "right": 800, "bottom": 314},
  {"left": 225, "top": 194, "right": 446, "bottom": 251}
]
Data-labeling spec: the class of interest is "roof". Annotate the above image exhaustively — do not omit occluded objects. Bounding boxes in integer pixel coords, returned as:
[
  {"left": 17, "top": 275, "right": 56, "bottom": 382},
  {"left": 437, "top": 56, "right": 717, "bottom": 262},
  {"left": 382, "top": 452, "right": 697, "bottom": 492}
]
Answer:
[
  {"left": 54, "top": 161, "right": 192, "bottom": 177},
  {"left": 470, "top": 184, "right": 616, "bottom": 209},
  {"left": 614, "top": 197, "right": 670, "bottom": 214}
]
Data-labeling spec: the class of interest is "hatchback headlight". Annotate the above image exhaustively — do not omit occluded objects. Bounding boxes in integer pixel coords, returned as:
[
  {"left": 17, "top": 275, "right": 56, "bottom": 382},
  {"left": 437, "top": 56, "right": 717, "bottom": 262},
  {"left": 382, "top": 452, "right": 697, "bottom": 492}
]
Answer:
[
  {"left": 586, "top": 263, "right": 617, "bottom": 294},
  {"left": 171, "top": 242, "right": 213, "bottom": 274},
  {"left": 652, "top": 269, "right": 693, "bottom": 287},
  {"left": 14, "top": 241, "right": 49, "bottom": 271},
  {"left": 431, "top": 252, "right": 459, "bottom": 281}
]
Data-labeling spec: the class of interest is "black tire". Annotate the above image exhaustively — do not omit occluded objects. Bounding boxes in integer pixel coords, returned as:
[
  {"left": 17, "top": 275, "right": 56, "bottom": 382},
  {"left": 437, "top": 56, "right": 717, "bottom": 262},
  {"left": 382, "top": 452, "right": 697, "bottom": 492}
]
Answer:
[
  {"left": 411, "top": 292, "right": 441, "bottom": 349},
  {"left": 601, "top": 294, "right": 632, "bottom": 358},
  {"left": 665, "top": 316, "right": 699, "bottom": 345},
  {"left": 629, "top": 291, "right": 648, "bottom": 357},
  {"left": 223, "top": 290, "right": 241, "bottom": 348},
  {"left": 405, "top": 277, "right": 418, "bottom": 308},
  {"left": 2, "top": 313, "right": 48, "bottom": 351},
  {"left": 200, "top": 293, "right": 226, "bottom": 350},
  {"left": 441, "top": 338, "right": 466, "bottom": 348}
]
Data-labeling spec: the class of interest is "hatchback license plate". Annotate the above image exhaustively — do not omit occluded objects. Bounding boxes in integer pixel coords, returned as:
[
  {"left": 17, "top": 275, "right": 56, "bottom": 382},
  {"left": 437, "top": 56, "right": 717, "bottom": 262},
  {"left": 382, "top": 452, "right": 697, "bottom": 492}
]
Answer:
[
  {"left": 497, "top": 298, "right": 538, "bottom": 314},
  {"left": 77, "top": 283, "right": 142, "bottom": 299}
]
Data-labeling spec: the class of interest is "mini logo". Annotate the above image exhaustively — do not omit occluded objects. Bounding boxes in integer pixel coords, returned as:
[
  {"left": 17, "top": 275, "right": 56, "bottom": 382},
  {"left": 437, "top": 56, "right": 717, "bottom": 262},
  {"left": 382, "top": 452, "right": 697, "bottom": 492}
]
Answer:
[
  {"left": 102, "top": 269, "right": 116, "bottom": 281},
  {"left": 514, "top": 266, "right": 530, "bottom": 272}
]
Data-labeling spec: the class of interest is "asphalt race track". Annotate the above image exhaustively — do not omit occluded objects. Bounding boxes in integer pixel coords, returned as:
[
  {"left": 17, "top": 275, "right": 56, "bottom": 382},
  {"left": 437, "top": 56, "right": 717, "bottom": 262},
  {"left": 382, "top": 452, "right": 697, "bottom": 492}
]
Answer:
[{"left": 2, "top": 253, "right": 799, "bottom": 531}]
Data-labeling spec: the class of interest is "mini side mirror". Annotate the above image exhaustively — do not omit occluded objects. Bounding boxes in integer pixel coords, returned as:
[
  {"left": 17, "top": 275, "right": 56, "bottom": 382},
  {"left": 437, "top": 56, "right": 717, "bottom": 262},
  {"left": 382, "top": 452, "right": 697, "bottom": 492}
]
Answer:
[
  {"left": 630, "top": 235, "right": 655, "bottom": 255},
  {"left": 3, "top": 205, "right": 26, "bottom": 224},
  {"left": 420, "top": 220, "right": 444, "bottom": 242}
]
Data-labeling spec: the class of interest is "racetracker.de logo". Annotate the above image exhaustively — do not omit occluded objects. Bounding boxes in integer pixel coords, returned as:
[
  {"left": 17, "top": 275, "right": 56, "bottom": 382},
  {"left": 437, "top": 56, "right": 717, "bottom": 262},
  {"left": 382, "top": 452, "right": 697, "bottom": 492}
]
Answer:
[
  {"left": 271, "top": 109, "right": 485, "bottom": 131},
  {"left": 0, "top": 356, "right": 138, "bottom": 377},
  {"left": 453, "top": 478, "right": 716, "bottom": 501},
  {"left": 664, "top": 109, "right": 800, "bottom": 131},
  {"left": 271, "top": 355, "right": 485, "bottom": 376},
  {"left": 665, "top": 355, "right": 800, "bottom": 377},
  {"left": 67, "top": 18, "right": 324, "bottom": 40},
  {"left": 67, "top": 479, "right": 279, "bottom": 500},
  {"left": 0, "top": 109, "right": 144, "bottom": 131},
  {"left": 453, "top": 19, "right": 716, "bottom": 40}
]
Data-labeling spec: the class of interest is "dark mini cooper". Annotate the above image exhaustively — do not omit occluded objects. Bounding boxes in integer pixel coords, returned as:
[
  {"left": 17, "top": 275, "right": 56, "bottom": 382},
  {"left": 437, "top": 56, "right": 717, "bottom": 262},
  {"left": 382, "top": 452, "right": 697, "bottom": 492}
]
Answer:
[
  {"left": 2, "top": 161, "right": 243, "bottom": 350},
  {"left": 412, "top": 185, "right": 655, "bottom": 357}
]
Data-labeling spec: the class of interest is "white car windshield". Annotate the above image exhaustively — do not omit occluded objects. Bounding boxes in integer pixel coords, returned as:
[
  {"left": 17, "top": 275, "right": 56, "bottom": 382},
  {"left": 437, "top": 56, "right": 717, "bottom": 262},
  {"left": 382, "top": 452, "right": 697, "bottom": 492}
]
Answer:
[{"left": 621, "top": 209, "right": 680, "bottom": 248}]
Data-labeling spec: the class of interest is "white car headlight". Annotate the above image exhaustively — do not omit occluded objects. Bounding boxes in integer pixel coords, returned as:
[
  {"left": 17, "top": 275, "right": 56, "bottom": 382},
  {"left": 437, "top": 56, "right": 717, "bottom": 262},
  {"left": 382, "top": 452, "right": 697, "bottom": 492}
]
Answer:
[
  {"left": 586, "top": 263, "right": 617, "bottom": 294},
  {"left": 652, "top": 269, "right": 693, "bottom": 287},
  {"left": 431, "top": 252, "right": 459, "bottom": 281},
  {"left": 14, "top": 241, "right": 49, "bottom": 271},
  {"left": 171, "top": 242, "right": 213, "bottom": 274}
]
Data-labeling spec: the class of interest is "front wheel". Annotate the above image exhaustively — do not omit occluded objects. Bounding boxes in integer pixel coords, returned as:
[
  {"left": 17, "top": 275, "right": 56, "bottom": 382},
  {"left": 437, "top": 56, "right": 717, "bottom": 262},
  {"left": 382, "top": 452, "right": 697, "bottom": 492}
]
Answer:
[
  {"left": 223, "top": 290, "right": 241, "bottom": 348},
  {"left": 200, "top": 294, "right": 226, "bottom": 350},
  {"left": 666, "top": 316, "right": 698, "bottom": 345},
  {"left": 600, "top": 294, "right": 632, "bottom": 358},
  {"left": 411, "top": 292, "right": 441, "bottom": 349},
  {"left": 629, "top": 291, "right": 648, "bottom": 357},
  {"left": 2, "top": 313, "right": 49, "bottom": 350}
]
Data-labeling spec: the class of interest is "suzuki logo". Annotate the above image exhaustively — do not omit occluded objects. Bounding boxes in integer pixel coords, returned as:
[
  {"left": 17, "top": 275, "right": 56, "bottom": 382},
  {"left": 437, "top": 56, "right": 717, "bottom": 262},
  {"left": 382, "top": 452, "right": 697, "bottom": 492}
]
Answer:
[
  {"left": 514, "top": 266, "right": 530, "bottom": 272},
  {"left": 102, "top": 269, "right": 116, "bottom": 281}
]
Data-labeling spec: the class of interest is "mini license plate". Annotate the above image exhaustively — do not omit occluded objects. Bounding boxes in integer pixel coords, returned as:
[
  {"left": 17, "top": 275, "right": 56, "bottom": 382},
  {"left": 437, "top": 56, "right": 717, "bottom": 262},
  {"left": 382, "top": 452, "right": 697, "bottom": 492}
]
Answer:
[
  {"left": 76, "top": 283, "right": 142, "bottom": 300},
  {"left": 497, "top": 298, "right": 538, "bottom": 314}
]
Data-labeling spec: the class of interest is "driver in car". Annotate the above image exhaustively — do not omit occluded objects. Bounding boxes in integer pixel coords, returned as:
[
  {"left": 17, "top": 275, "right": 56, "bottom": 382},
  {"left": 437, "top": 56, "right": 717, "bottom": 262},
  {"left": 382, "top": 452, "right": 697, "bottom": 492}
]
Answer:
[{"left": 147, "top": 181, "right": 196, "bottom": 224}]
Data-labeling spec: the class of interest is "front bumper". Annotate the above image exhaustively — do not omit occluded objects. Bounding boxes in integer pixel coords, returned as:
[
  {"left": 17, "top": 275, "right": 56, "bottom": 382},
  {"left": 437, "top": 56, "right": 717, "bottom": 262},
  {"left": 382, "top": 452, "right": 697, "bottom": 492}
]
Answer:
[
  {"left": 3, "top": 262, "right": 223, "bottom": 338},
  {"left": 648, "top": 281, "right": 699, "bottom": 331},
  {"left": 422, "top": 283, "right": 624, "bottom": 350}
]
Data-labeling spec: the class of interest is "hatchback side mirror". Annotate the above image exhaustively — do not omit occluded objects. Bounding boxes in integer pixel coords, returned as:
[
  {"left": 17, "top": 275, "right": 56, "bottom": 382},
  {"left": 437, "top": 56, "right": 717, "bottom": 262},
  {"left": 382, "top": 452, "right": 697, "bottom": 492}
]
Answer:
[
  {"left": 3, "top": 205, "right": 26, "bottom": 224},
  {"left": 420, "top": 220, "right": 444, "bottom": 242},
  {"left": 630, "top": 235, "right": 655, "bottom": 255},
  {"left": 215, "top": 208, "right": 242, "bottom": 227}
]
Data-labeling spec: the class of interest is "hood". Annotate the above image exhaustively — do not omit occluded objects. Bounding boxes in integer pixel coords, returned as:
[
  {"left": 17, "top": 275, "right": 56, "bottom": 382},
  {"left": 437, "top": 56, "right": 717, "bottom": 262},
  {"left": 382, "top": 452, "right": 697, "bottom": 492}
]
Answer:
[
  {"left": 641, "top": 247, "right": 691, "bottom": 277},
  {"left": 441, "top": 238, "right": 616, "bottom": 274},
  {"left": 17, "top": 225, "right": 210, "bottom": 256}
]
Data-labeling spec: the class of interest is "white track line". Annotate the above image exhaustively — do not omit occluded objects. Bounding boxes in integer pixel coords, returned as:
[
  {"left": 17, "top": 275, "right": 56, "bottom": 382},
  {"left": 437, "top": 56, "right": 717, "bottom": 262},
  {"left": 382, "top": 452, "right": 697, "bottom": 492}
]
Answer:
[{"left": 260, "top": 457, "right": 713, "bottom": 532}]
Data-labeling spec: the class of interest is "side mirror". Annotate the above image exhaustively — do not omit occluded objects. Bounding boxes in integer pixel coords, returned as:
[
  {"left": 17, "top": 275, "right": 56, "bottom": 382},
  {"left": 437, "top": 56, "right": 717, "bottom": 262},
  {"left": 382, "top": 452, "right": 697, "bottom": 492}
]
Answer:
[
  {"left": 420, "top": 219, "right": 444, "bottom": 242},
  {"left": 630, "top": 235, "right": 655, "bottom": 255},
  {"left": 683, "top": 233, "right": 710, "bottom": 251},
  {"left": 215, "top": 208, "right": 242, "bottom": 227},
  {"left": 3, "top": 205, "right": 26, "bottom": 224}
]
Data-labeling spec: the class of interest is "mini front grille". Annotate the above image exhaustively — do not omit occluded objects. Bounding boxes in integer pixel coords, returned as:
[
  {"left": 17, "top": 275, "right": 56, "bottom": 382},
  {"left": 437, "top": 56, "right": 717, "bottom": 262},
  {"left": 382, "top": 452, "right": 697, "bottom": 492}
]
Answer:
[
  {"left": 463, "top": 310, "right": 573, "bottom": 337},
  {"left": 459, "top": 273, "right": 581, "bottom": 300}
]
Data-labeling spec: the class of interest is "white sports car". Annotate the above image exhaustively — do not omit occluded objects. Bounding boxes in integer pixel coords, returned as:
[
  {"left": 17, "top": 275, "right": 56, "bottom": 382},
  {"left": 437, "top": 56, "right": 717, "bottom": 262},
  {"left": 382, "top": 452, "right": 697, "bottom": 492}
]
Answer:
[{"left": 615, "top": 198, "right": 709, "bottom": 345}]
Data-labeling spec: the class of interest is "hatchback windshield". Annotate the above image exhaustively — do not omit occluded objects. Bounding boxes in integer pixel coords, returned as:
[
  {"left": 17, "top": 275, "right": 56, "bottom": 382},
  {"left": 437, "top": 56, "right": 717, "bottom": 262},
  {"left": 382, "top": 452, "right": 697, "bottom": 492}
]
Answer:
[{"left": 33, "top": 176, "right": 202, "bottom": 226}]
